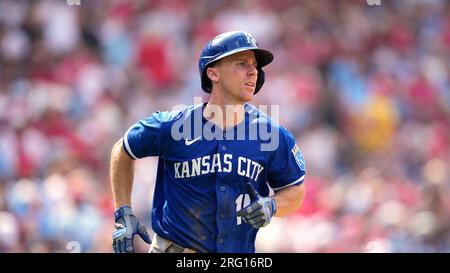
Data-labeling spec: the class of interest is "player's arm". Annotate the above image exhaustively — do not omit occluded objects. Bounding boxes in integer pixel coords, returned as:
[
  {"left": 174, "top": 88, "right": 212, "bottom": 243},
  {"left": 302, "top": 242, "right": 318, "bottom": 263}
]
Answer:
[
  {"left": 237, "top": 182, "right": 305, "bottom": 228},
  {"left": 110, "top": 138, "right": 151, "bottom": 253},
  {"left": 237, "top": 127, "right": 306, "bottom": 228},
  {"left": 267, "top": 127, "right": 306, "bottom": 218},
  {"left": 111, "top": 111, "right": 165, "bottom": 207},
  {"left": 110, "top": 112, "right": 168, "bottom": 252},
  {"left": 272, "top": 183, "right": 305, "bottom": 217},
  {"left": 110, "top": 138, "right": 134, "bottom": 208}
]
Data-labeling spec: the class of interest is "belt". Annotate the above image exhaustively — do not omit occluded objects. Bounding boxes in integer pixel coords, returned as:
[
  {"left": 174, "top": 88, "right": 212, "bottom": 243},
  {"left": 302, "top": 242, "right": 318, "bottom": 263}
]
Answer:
[{"left": 150, "top": 234, "right": 196, "bottom": 253}]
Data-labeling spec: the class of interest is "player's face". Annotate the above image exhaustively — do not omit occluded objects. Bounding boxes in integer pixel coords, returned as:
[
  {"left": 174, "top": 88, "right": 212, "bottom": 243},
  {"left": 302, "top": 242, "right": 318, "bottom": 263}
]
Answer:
[{"left": 213, "top": 51, "right": 258, "bottom": 103}]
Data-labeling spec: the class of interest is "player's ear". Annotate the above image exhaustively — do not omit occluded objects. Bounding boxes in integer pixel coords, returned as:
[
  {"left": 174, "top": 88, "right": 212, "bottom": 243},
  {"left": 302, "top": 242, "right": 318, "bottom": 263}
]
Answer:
[{"left": 206, "top": 66, "right": 219, "bottom": 83}]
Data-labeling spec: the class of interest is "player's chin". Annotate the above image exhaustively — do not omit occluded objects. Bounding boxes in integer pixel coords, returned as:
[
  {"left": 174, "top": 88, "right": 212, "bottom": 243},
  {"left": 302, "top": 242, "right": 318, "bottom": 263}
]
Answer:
[
  {"left": 240, "top": 87, "right": 255, "bottom": 101},
  {"left": 240, "top": 92, "right": 254, "bottom": 102}
]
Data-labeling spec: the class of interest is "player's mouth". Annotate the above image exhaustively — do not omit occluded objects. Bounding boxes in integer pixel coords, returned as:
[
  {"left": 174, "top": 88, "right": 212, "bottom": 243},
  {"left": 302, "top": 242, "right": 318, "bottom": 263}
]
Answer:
[{"left": 244, "top": 82, "right": 255, "bottom": 88}]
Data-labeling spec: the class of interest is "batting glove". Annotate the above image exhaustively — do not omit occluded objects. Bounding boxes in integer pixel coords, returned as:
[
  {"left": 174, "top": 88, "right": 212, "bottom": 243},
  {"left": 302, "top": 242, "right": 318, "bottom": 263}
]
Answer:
[
  {"left": 112, "top": 205, "right": 151, "bottom": 253},
  {"left": 236, "top": 183, "right": 277, "bottom": 229}
]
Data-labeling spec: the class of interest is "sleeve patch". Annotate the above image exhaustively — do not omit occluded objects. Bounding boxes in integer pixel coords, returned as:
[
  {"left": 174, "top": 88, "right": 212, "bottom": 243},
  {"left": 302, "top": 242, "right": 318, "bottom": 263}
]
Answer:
[{"left": 291, "top": 144, "right": 306, "bottom": 171}]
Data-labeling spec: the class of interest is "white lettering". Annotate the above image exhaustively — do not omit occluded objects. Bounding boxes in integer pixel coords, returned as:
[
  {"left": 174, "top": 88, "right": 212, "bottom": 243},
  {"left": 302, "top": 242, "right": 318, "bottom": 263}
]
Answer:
[
  {"left": 245, "top": 158, "right": 251, "bottom": 177},
  {"left": 201, "top": 155, "right": 210, "bottom": 175},
  {"left": 191, "top": 157, "right": 201, "bottom": 177},
  {"left": 174, "top": 163, "right": 181, "bottom": 178},
  {"left": 250, "top": 160, "right": 259, "bottom": 179},
  {"left": 176, "top": 257, "right": 210, "bottom": 270},
  {"left": 211, "top": 153, "right": 222, "bottom": 173},
  {"left": 181, "top": 161, "right": 190, "bottom": 178},
  {"left": 173, "top": 154, "right": 264, "bottom": 182},
  {"left": 223, "top": 154, "right": 232, "bottom": 173},
  {"left": 237, "top": 157, "right": 246, "bottom": 176},
  {"left": 255, "top": 165, "right": 264, "bottom": 181}
]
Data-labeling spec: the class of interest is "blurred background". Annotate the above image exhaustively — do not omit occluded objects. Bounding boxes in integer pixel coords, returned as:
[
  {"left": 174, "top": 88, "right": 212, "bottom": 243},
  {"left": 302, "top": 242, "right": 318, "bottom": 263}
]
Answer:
[{"left": 0, "top": 0, "right": 449, "bottom": 253}]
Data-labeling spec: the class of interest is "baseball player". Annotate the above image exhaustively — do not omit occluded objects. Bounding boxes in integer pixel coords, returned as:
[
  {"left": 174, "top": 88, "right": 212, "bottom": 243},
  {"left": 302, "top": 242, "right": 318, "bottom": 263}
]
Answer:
[{"left": 110, "top": 31, "right": 306, "bottom": 253}]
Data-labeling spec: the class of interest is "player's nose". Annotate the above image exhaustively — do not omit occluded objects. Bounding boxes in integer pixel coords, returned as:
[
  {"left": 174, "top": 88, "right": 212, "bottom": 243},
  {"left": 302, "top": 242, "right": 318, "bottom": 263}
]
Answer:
[{"left": 247, "top": 65, "right": 258, "bottom": 77}]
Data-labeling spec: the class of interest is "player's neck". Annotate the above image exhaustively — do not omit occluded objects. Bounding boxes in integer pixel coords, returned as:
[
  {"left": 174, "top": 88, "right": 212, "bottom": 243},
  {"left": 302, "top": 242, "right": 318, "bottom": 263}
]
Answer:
[{"left": 205, "top": 93, "right": 246, "bottom": 131}]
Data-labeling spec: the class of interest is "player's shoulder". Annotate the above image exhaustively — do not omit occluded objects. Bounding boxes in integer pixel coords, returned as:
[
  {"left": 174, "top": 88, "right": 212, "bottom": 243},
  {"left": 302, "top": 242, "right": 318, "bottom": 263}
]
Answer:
[
  {"left": 246, "top": 103, "right": 295, "bottom": 138},
  {"left": 151, "top": 103, "right": 203, "bottom": 124},
  {"left": 246, "top": 103, "right": 281, "bottom": 128}
]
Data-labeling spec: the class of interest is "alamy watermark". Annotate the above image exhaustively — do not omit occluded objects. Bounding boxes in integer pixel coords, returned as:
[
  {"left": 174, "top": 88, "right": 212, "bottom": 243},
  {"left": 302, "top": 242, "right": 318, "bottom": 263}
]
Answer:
[
  {"left": 66, "top": 241, "right": 81, "bottom": 253},
  {"left": 366, "top": 0, "right": 381, "bottom": 6},
  {"left": 170, "top": 97, "right": 280, "bottom": 151},
  {"left": 66, "top": 0, "right": 81, "bottom": 6}
]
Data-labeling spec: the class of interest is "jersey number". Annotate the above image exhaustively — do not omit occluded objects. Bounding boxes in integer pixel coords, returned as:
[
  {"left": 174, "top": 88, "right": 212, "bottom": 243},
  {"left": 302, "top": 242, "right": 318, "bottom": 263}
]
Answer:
[{"left": 235, "top": 194, "right": 251, "bottom": 225}]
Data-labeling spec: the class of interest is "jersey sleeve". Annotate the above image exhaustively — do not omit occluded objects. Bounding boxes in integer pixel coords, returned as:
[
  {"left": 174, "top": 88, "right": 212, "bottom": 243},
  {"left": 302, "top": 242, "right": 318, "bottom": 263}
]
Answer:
[
  {"left": 267, "top": 127, "right": 306, "bottom": 191},
  {"left": 122, "top": 111, "right": 166, "bottom": 159}
]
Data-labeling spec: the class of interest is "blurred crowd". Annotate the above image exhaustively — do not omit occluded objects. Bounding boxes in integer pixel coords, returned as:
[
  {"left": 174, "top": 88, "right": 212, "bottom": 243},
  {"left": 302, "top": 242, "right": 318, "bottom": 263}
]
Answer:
[{"left": 0, "top": 0, "right": 449, "bottom": 252}]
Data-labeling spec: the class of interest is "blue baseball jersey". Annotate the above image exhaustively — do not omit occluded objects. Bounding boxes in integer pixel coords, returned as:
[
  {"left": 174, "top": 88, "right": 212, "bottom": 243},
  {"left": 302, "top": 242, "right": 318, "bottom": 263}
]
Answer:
[{"left": 123, "top": 103, "right": 306, "bottom": 253}]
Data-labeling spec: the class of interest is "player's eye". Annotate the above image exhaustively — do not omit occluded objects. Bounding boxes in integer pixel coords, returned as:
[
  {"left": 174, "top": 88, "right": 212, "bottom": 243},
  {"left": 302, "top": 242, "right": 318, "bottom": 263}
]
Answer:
[{"left": 237, "top": 61, "right": 256, "bottom": 67}]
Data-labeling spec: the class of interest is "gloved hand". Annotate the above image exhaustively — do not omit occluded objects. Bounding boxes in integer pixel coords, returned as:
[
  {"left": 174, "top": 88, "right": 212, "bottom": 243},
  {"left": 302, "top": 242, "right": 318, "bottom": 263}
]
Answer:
[
  {"left": 236, "top": 183, "right": 277, "bottom": 229},
  {"left": 112, "top": 205, "right": 151, "bottom": 253}
]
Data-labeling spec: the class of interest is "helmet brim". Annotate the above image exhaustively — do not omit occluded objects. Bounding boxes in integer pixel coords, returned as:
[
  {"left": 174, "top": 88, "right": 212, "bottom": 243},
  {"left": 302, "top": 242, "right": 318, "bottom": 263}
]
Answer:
[
  {"left": 201, "top": 47, "right": 273, "bottom": 69},
  {"left": 252, "top": 48, "right": 274, "bottom": 68}
]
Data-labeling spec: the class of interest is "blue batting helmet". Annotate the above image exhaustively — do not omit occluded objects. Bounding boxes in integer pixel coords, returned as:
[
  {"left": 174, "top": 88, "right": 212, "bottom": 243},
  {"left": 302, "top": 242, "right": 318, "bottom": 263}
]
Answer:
[{"left": 199, "top": 31, "right": 274, "bottom": 94}]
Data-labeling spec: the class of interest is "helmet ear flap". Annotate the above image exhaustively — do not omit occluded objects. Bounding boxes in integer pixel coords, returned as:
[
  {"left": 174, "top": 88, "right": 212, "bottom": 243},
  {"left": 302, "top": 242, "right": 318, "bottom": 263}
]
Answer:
[
  {"left": 201, "top": 69, "right": 212, "bottom": 93},
  {"left": 254, "top": 68, "right": 265, "bottom": 94}
]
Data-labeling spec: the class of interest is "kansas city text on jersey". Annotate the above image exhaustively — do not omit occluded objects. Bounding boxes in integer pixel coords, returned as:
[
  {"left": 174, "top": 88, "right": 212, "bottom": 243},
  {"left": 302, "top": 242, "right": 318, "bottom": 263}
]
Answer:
[{"left": 174, "top": 153, "right": 264, "bottom": 181}]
